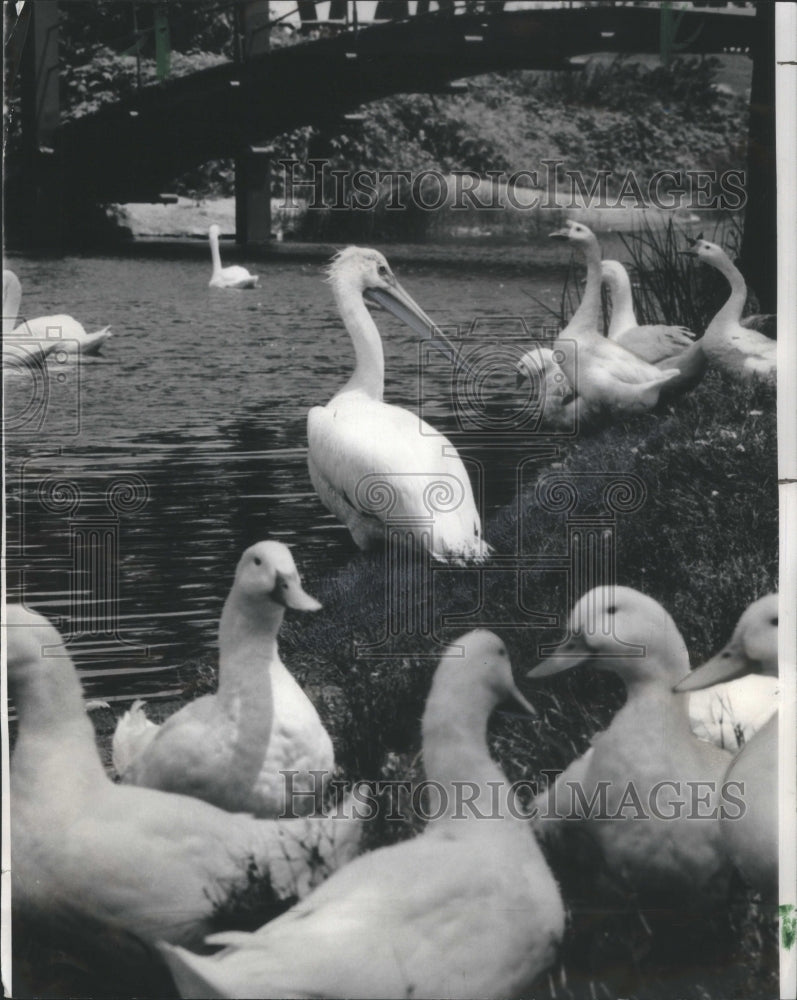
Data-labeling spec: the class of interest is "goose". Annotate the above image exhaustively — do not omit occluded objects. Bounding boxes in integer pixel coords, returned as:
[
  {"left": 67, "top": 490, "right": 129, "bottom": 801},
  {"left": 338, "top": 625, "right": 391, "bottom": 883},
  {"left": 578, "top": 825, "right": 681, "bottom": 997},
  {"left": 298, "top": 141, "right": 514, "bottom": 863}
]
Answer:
[
  {"left": 160, "top": 630, "right": 565, "bottom": 1000},
  {"left": 683, "top": 593, "right": 779, "bottom": 749},
  {"left": 6, "top": 605, "right": 361, "bottom": 954},
  {"left": 601, "top": 259, "right": 697, "bottom": 364},
  {"left": 517, "top": 222, "right": 684, "bottom": 415},
  {"left": 113, "top": 540, "right": 333, "bottom": 818},
  {"left": 680, "top": 235, "right": 776, "bottom": 378},
  {"left": 208, "top": 225, "right": 259, "bottom": 289},
  {"left": 674, "top": 593, "right": 780, "bottom": 898},
  {"left": 3, "top": 268, "right": 111, "bottom": 357},
  {"left": 308, "top": 247, "right": 488, "bottom": 564},
  {"left": 528, "top": 586, "right": 733, "bottom": 905}
]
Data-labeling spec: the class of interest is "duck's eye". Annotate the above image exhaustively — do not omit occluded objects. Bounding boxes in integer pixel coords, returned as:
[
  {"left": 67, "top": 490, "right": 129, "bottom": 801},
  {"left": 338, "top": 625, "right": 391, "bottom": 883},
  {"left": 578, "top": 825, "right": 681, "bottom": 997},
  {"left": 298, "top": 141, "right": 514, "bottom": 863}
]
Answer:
[
  {"left": 253, "top": 556, "right": 262, "bottom": 566},
  {"left": 721, "top": 650, "right": 732, "bottom": 658},
  {"left": 770, "top": 617, "right": 778, "bottom": 627},
  {"left": 606, "top": 605, "right": 617, "bottom": 615},
  {"left": 377, "top": 264, "right": 388, "bottom": 276}
]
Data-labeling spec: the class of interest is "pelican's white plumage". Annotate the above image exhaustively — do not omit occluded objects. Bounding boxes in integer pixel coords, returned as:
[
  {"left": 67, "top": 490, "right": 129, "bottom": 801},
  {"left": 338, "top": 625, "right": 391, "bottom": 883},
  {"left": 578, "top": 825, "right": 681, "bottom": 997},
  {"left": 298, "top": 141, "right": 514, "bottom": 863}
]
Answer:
[
  {"left": 601, "top": 259, "right": 696, "bottom": 364},
  {"left": 529, "top": 587, "right": 732, "bottom": 904},
  {"left": 160, "top": 630, "right": 564, "bottom": 1000},
  {"left": 307, "top": 247, "right": 487, "bottom": 563},
  {"left": 675, "top": 593, "right": 779, "bottom": 897},
  {"left": 208, "top": 225, "right": 259, "bottom": 289},
  {"left": 113, "top": 540, "right": 333, "bottom": 817},
  {"left": 6, "top": 606, "right": 361, "bottom": 953},
  {"left": 3, "top": 268, "right": 111, "bottom": 357},
  {"left": 518, "top": 223, "right": 684, "bottom": 415},
  {"left": 682, "top": 236, "right": 776, "bottom": 378}
]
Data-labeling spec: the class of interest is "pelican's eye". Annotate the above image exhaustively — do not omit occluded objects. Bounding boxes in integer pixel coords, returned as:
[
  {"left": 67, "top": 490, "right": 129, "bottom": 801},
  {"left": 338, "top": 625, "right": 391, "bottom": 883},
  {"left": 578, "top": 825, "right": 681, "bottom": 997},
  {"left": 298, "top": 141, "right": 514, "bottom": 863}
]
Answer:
[{"left": 377, "top": 264, "right": 388, "bottom": 277}]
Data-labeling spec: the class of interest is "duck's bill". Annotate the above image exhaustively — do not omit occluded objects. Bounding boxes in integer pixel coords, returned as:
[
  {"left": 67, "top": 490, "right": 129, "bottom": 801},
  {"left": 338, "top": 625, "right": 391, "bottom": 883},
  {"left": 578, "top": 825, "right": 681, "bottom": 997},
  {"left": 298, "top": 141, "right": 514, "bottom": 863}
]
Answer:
[
  {"left": 673, "top": 643, "right": 750, "bottom": 692},
  {"left": 528, "top": 634, "right": 591, "bottom": 678},
  {"left": 678, "top": 249, "right": 698, "bottom": 257},
  {"left": 506, "top": 682, "right": 538, "bottom": 717},
  {"left": 364, "top": 283, "right": 473, "bottom": 376},
  {"left": 548, "top": 228, "right": 571, "bottom": 240},
  {"left": 273, "top": 574, "right": 322, "bottom": 612}
]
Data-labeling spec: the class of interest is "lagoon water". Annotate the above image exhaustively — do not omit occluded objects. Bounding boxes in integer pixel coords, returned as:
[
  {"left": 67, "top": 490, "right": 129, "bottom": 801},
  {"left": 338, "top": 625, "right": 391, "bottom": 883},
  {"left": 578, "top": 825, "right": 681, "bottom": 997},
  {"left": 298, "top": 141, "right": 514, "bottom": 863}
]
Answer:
[{"left": 5, "top": 246, "right": 569, "bottom": 704}]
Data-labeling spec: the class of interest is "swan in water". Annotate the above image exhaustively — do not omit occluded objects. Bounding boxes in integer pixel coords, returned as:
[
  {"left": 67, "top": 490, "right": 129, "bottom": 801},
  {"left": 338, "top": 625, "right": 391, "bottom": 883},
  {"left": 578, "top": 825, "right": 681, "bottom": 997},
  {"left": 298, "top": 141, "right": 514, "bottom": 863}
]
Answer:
[
  {"left": 160, "top": 630, "right": 565, "bottom": 1000},
  {"left": 528, "top": 587, "right": 733, "bottom": 906},
  {"left": 3, "top": 268, "right": 111, "bottom": 357},
  {"left": 674, "top": 593, "right": 779, "bottom": 898},
  {"left": 601, "top": 259, "right": 697, "bottom": 364},
  {"left": 681, "top": 235, "right": 776, "bottom": 378},
  {"left": 113, "top": 541, "right": 333, "bottom": 818},
  {"left": 6, "top": 605, "right": 361, "bottom": 956},
  {"left": 517, "top": 222, "right": 687, "bottom": 416},
  {"left": 208, "top": 225, "right": 259, "bottom": 289},
  {"left": 307, "top": 247, "right": 488, "bottom": 564}
]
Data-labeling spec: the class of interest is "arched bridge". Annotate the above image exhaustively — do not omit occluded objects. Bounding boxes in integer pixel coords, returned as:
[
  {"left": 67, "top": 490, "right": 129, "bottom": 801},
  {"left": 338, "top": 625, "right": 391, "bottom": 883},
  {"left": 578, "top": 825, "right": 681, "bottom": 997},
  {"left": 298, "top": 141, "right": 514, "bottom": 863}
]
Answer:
[{"left": 57, "top": 3, "right": 758, "bottom": 204}]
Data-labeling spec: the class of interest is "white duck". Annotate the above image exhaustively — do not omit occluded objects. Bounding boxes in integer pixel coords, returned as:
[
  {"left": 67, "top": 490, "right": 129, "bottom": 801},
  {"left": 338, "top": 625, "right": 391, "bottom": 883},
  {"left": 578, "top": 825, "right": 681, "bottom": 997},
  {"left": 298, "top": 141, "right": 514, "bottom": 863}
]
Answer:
[
  {"left": 517, "top": 222, "right": 682, "bottom": 415},
  {"left": 308, "top": 247, "right": 488, "bottom": 564},
  {"left": 113, "top": 540, "right": 333, "bottom": 818},
  {"left": 3, "top": 268, "right": 111, "bottom": 357},
  {"left": 160, "top": 630, "right": 565, "bottom": 1000},
  {"left": 6, "top": 605, "right": 361, "bottom": 953},
  {"left": 681, "top": 235, "right": 776, "bottom": 378},
  {"left": 528, "top": 587, "right": 733, "bottom": 905},
  {"left": 601, "top": 259, "right": 697, "bottom": 364},
  {"left": 682, "top": 593, "right": 779, "bottom": 749},
  {"left": 208, "top": 225, "right": 259, "bottom": 289},
  {"left": 674, "top": 593, "right": 780, "bottom": 898}
]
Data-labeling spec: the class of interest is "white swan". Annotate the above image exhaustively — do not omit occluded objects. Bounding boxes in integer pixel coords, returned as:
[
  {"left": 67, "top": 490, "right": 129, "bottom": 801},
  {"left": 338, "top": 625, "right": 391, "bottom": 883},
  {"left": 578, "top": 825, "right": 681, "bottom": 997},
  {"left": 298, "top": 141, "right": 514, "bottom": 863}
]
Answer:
[
  {"left": 6, "top": 605, "right": 361, "bottom": 954},
  {"left": 307, "top": 247, "right": 488, "bottom": 564},
  {"left": 674, "top": 593, "right": 779, "bottom": 897},
  {"left": 3, "top": 268, "right": 111, "bottom": 357},
  {"left": 681, "top": 235, "right": 776, "bottom": 378},
  {"left": 517, "top": 222, "right": 683, "bottom": 415},
  {"left": 601, "top": 259, "right": 697, "bottom": 364},
  {"left": 681, "top": 593, "right": 779, "bottom": 749},
  {"left": 113, "top": 540, "right": 333, "bottom": 818},
  {"left": 160, "top": 630, "right": 565, "bottom": 1000},
  {"left": 528, "top": 587, "right": 732, "bottom": 905},
  {"left": 208, "top": 225, "right": 259, "bottom": 289}
]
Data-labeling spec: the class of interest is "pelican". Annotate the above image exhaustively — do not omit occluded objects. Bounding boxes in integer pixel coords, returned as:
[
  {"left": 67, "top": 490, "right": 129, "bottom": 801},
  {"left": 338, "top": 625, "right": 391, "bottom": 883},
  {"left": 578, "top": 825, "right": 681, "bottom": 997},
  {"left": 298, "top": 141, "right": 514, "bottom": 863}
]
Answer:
[
  {"left": 208, "top": 225, "right": 259, "bottom": 289},
  {"left": 159, "top": 631, "right": 565, "bottom": 1000},
  {"left": 674, "top": 593, "right": 779, "bottom": 898},
  {"left": 680, "top": 235, "right": 776, "bottom": 378},
  {"left": 113, "top": 541, "right": 333, "bottom": 818},
  {"left": 3, "top": 268, "right": 111, "bottom": 358},
  {"left": 601, "top": 259, "right": 697, "bottom": 364},
  {"left": 517, "top": 222, "right": 687, "bottom": 416},
  {"left": 307, "top": 247, "right": 488, "bottom": 564}
]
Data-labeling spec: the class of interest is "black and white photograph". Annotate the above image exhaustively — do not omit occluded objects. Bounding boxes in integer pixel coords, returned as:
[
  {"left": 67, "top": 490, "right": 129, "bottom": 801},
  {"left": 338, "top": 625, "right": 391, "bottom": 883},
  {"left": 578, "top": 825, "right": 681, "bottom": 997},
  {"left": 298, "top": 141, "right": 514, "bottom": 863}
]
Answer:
[{"left": 2, "top": 1, "right": 795, "bottom": 997}]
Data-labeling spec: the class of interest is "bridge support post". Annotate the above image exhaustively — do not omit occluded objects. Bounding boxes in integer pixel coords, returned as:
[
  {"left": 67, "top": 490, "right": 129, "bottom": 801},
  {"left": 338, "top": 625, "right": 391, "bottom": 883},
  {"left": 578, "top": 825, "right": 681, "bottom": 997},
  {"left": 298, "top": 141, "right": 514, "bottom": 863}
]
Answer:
[
  {"left": 17, "top": 0, "right": 61, "bottom": 248},
  {"left": 234, "top": 0, "right": 272, "bottom": 247}
]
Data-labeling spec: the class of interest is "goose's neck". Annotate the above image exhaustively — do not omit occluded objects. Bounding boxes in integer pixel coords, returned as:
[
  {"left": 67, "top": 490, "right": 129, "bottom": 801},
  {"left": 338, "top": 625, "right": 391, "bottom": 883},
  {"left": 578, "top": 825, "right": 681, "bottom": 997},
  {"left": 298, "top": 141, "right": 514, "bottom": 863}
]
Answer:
[
  {"left": 332, "top": 281, "right": 385, "bottom": 400},
  {"left": 421, "top": 689, "right": 513, "bottom": 826},
  {"left": 12, "top": 655, "right": 108, "bottom": 787},
  {"left": 606, "top": 270, "right": 638, "bottom": 338},
  {"left": 217, "top": 597, "right": 280, "bottom": 709},
  {"left": 567, "top": 239, "right": 603, "bottom": 337},
  {"left": 707, "top": 254, "right": 747, "bottom": 334},
  {"left": 209, "top": 232, "right": 223, "bottom": 277}
]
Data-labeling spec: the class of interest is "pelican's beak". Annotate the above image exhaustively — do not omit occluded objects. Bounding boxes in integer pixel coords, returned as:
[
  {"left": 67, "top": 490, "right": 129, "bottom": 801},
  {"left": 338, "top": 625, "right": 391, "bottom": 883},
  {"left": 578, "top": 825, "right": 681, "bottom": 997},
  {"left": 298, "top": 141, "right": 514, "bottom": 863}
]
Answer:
[
  {"left": 272, "top": 573, "right": 322, "bottom": 612},
  {"left": 673, "top": 639, "right": 751, "bottom": 692},
  {"left": 364, "top": 281, "right": 472, "bottom": 376},
  {"left": 549, "top": 227, "right": 571, "bottom": 241},
  {"left": 527, "top": 632, "right": 592, "bottom": 678}
]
